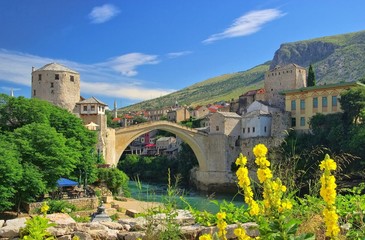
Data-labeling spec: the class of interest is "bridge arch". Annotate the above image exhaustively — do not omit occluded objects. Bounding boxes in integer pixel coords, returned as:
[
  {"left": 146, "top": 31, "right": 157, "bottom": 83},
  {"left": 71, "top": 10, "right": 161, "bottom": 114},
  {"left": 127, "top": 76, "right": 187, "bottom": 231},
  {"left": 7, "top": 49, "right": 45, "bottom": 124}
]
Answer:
[{"left": 114, "top": 121, "right": 208, "bottom": 171}]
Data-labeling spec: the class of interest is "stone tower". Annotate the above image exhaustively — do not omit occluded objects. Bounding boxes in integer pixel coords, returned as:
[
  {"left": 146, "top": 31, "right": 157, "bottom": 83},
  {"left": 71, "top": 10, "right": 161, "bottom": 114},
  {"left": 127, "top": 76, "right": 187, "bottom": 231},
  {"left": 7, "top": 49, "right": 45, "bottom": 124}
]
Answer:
[
  {"left": 264, "top": 64, "right": 307, "bottom": 109},
  {"left": 31, "top": 63, "right": 80, "bottom": 112}
]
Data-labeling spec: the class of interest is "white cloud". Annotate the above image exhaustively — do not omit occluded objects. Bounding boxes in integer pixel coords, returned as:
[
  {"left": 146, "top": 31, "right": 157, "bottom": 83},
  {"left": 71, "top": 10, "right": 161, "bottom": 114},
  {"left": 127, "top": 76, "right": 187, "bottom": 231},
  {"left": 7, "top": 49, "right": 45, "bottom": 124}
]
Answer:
[
  {"left": 89, "top": 4, "right": 120, "bottom": 24},
  {"left": 101, "top": 53, "right": 160, "bottom": 77},
  {"left": 0, "top": 49, "right": 175, "bottom": 101},
  {"left": 166, "top": 51, "right": 193, "bottom": 59},
  {"left": 203, "top": 9, "right": 285, "bottom": 44}
]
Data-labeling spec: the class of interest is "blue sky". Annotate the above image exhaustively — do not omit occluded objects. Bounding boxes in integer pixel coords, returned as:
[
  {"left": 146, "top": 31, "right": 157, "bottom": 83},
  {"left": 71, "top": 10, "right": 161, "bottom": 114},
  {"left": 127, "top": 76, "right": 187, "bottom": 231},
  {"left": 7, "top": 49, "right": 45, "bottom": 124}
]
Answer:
[{"left": 0, "top": 0, "right": 364, "bottom": 108}]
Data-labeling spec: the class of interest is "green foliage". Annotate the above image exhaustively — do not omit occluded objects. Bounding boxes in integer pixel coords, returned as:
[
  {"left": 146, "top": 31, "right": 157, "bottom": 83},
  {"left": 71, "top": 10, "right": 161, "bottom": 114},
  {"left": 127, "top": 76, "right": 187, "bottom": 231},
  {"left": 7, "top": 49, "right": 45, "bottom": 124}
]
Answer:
[
  {"left": 20, "top": 215, "right": 56, "bottom": 240},
  {"left": 119, "top": 142, "right": 198, "bottom": 186},
  {"left": 0, "top": 94, "right": 99, "bottom": 211},
  {"left": 97, "top": 168, "right": 130, "bottom": 196},
  {"left": 13, "top": 123, "right": 77, "bottom": 189},
  {"left": 340, "top": 85, "right": 365, "bottom": 125},
  {"left": 47, "top": 200, "right": 76, "bottom": 214},
  {"left": 14, "top": 164, "right": 47, "bottom": 213},
  {"left": 69, "top": 213, "right": 91, "bottom": 223},
  {"left": 0, "top": 136, "right": 22, "bottom": 211},
  {"left": 337, "top": 184, "right": 365, "bottom": 239},
  {"left": 307, "top": 64, "right": 316, "bottom": 86}
]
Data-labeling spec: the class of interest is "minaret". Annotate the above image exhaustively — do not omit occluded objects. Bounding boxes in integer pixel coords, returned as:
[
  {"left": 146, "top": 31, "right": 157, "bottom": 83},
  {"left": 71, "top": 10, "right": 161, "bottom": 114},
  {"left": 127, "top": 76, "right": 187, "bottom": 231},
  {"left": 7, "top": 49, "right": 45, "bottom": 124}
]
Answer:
[
  {"left": 114, "top": 100, "right": 118, "bottom": 118},
  {"left": 10, "top": 88, "right": 14, "bottom": 97}
]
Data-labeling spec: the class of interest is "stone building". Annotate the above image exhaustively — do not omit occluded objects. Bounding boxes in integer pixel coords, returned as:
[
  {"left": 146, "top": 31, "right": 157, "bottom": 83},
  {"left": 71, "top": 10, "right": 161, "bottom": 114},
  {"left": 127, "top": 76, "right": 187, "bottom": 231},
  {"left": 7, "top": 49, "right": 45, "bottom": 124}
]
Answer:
[
  {"left": 31, "top": 63, "right": 80, "bottom": 112},
  {"left": 282, "top": 81, "right": 365, "bottom": 131},
  {"left": 167, "top": 107, "right": 191, "bottom": 123},
  {"left": 264, "top": 64, "right": 307, "bottom": 109},
  {"left": 31, "top": 63, "right": 116, "bottom": 165}
]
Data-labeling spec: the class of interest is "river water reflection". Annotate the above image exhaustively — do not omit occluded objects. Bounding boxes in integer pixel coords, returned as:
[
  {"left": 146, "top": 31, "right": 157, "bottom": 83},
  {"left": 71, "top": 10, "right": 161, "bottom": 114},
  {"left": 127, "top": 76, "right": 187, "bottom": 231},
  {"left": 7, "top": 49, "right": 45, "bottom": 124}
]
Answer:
[{"left": 128, "top": 181, "right": 245, "bottom": 213}]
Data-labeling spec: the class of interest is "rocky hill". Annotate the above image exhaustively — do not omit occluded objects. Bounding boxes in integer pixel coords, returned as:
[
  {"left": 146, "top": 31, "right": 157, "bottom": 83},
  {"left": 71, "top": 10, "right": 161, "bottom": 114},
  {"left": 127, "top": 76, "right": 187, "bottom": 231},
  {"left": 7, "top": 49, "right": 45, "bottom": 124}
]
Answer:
[
  {"left": 122, "top": 30, "right": 365, "bottom": 112},
  {"left": 271, "top": 30, "right": 365, "bottom": 83}
]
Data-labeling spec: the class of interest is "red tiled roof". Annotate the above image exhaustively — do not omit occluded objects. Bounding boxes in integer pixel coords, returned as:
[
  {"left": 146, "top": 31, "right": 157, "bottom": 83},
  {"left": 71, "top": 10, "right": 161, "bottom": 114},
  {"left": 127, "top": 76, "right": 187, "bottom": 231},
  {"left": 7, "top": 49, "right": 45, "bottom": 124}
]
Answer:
[{"left": 112, "top": 118, "right": 121, "bottom": 122}]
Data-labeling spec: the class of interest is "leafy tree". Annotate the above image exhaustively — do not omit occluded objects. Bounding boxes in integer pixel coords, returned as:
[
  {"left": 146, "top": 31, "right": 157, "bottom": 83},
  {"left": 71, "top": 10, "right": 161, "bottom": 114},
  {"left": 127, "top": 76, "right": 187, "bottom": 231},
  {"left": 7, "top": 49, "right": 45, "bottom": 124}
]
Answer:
[
  {"left": 0, "top": 136, "right": 22, "bottom": 211},
  {"left": 339, "top": 86, "right": 365, "bottom": 125},
  {"left": 0, "top": 95, "right": 51, "bottom": 132},
  {"left": 12, "top": 123, "right": 77, "bottom": 189},
  {"left": 97, "top": 168, "right": 130, "bottom": 196},
  {"left": 307, "top": 64, "right": 316, "bottom": 87},
  {"left": 13, "top": 164, "right": 47, "bottom": 213}
]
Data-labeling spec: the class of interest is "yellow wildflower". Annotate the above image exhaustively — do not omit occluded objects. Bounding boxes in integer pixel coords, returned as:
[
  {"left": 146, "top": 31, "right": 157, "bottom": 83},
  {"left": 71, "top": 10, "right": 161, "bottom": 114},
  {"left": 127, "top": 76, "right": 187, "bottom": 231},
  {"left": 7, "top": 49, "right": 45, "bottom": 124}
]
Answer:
[
  {"left": 253, "top": 144, "right": 268, "bottom": 157},
  {"left": 41, "top": 202, "right": 50, "bottom": 215},
  {"left": 319, "top": 154, "right": 337, "bottom": 171},
  {"left": 199, "top": 234, "right": 212, "bottom": 240},
  {"left": 257, "top": 168, "right": 272, "bottom": 183},
  {"left": 217, "top": 211, "right": 226, "bottom": 220},
  {"left": 320, "top": 154, "right": 340, "bottom": 239},
  {"left": 236, "top": 153, "right": 248, "bottom": 166},
  {"left": 234, "top": 227, "right": 252, "bottom": 240}
]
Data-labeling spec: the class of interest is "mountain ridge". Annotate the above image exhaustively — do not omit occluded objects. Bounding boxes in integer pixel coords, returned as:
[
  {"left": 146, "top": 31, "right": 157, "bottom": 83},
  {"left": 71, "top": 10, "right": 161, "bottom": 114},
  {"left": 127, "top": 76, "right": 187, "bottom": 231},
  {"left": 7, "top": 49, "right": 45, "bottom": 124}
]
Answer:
[{"left": 121, "top": 30, "right": 365, "bottom": 112}]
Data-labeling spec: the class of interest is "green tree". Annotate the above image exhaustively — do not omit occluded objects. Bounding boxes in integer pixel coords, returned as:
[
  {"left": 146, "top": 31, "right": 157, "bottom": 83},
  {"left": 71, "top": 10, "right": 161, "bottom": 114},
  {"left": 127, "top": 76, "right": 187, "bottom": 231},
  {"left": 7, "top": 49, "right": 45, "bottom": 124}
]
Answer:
[
  {"left": 12, "top": 123, "right": 77, "bottom": 189},
  {"left": 97, "top": 168, "right": 130, "bottom": 196},
  {"left": 14, "top": 164, "right": 47, "bottom": 213},
  {"left": 339, "top": 86, "right": 365, "bottom": 125},
  {"left": 0, "top": 136, "right": 22, "bottom": 211},
  {"left": 307, "top": 64, "right": 316, "bottom": 87}
]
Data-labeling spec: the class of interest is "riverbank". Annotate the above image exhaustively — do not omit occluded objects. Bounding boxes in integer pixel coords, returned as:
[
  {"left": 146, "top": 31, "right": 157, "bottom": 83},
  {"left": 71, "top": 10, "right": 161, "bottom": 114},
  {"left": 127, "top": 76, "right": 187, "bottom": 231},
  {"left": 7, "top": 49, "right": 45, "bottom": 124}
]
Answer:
[{"left": 103, "top": 197, "right": 163, "bottom": 219}]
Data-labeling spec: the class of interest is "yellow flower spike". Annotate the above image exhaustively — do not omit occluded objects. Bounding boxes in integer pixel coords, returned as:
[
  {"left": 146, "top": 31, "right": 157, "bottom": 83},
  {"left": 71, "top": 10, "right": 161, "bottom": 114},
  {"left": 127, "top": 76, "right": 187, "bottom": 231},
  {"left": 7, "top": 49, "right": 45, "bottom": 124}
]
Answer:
[{"left": 253, "top": 144, "right": 268, "bottom": 158}]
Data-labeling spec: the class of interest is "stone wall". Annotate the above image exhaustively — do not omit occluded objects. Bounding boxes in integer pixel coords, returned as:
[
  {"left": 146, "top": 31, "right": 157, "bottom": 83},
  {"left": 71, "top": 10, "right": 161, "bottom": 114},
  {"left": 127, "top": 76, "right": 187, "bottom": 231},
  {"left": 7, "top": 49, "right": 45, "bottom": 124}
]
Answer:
[{"left": 26, "top": 197, "right": 98, "bottom": 213}]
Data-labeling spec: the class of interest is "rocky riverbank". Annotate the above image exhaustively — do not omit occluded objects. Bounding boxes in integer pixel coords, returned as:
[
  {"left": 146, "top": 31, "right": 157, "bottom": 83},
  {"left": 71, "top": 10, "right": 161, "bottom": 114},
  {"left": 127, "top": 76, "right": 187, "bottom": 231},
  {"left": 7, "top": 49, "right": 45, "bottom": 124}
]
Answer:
[{"left": 0, "top": 210, "right": 258, "bottom": 240}]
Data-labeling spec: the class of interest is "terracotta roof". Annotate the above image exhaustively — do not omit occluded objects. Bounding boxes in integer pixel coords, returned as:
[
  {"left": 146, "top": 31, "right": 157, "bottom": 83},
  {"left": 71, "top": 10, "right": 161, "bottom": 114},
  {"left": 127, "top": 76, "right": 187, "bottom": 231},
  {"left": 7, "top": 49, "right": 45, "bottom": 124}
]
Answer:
[
  {"left": 35, "top": 62, "right": 78, "bottom": 74},
  {"left": 112, "top": 118, "right": 121, "bottom": 122},
  {"left": 77, "top": 96, "right": 108, "bottom": 106}
]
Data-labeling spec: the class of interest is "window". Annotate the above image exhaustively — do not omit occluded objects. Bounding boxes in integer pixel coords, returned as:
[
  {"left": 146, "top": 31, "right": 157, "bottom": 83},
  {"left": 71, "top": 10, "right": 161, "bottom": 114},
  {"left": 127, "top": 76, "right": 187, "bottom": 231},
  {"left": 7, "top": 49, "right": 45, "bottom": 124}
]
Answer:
[
  {"left": 83, "top": 106, "right": 87, "bottom": 111},
  {"left": 264, "top": 126, "right": 267, "bottom": 132},
  {"left": 51, "top": 90, "right": 54, "bottom": 94},
  {"left": 253, "top": 127, "right": 255, "bottom": 133},
  {"left": 291, "top": 100, "right": 296, "bottom": 110},
  {"left": 216, "top": 126, "right": 219, "bottom": 131},
  {"left": 300, "top": 99, "right": 305, "bottom": 110},
  {"left": 313, "top": 97, "right": 318, "bottom": 108},
  {"left": 242, "top": 128, "right": 245, "bottom": 133},
  {"left": 248, "top": 127, "right": 250, "bottom": 133},
  {"left": 50, "top": 83, "right": 54, "bottom": 88},
  {"left": 91, "top": 106, "right": 95, "bottom": 111},
  {"left": 300, "top": 117, "right": 305, "bottom": 126},
  {"left": 38, "top": 74, "right": 42, "bottom": 80},
  {"left": 55, "top": 74, "right": 59, "bottom": 80},
  {"left": 322, "top": 97, "right": 328, "bottom": 107},
  {"left": 332, "top": 96, "right": 337, "bottom": 106},
  {"left": 33, "top": 90, "right": 36, "bottom": 96},
  {"left": 70, "top": 75, "right": 74, "bottom": 82},
  {"left": 291, "top": 118, "right": 296, "bottom": 127}
]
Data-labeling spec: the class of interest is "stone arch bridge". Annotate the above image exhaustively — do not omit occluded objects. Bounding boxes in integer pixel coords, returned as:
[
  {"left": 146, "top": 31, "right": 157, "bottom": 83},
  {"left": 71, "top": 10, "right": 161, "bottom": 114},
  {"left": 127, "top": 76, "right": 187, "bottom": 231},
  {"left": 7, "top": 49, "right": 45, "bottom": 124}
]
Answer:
[{"left": 109, "top": 121, "right": 238, "bottom": 192}]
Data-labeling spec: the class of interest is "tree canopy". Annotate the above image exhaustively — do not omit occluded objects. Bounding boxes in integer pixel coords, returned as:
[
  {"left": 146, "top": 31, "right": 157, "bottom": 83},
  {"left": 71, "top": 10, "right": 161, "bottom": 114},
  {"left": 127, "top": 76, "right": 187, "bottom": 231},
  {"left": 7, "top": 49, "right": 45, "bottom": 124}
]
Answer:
[{"left": 0, "top": 94, "right": 99, "bottom": 211}]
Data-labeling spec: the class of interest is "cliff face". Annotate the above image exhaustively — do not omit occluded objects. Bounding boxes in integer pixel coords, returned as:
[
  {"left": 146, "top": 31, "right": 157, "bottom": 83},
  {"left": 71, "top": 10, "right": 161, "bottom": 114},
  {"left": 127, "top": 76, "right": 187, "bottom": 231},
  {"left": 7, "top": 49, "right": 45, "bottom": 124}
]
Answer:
[
  {"left": 270, "top": 31, "right": 365, "bottom": 83},
  {"left": 270, "top": 41, "right": 336, "bottom": 70}
]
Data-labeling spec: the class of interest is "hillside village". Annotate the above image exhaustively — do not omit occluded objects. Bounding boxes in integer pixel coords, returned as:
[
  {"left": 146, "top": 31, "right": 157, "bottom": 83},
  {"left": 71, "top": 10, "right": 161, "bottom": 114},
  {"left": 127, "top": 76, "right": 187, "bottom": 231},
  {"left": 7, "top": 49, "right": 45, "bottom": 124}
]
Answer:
[{"left": 112, "top": 63, "right": 363, "bottom": 158}]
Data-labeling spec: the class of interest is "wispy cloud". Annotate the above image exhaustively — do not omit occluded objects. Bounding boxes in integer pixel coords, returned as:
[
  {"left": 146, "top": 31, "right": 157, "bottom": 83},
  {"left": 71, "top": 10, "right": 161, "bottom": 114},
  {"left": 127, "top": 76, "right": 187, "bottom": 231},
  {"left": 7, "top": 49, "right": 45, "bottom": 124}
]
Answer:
[
  {"left": 89, "top": 4, "right": 120, "bottom": 24},
  {"left": 166, "top": 51, "right": 193, "bottom": 59},
  {"left": 101, "top": 53, "right": 160, "bottom": 77},
  {"left": 203, "top": 9, "right": 285, "bottom": 44},
  {"left": 0, "top": 49, "right": 175, "bottom": 101}
]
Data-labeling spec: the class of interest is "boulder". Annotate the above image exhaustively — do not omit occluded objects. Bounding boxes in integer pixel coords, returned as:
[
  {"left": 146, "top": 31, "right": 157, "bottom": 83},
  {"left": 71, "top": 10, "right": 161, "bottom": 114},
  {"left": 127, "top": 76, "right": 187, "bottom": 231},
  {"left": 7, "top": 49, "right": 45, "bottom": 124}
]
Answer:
[
  {"left": 73, "top": 231, "right": 93, "bottom": 240},
  {"left": 47, "top": 213, "right": 76, "bottom": 227},
  {"left": 0, "top": 217, "right": 27, "bottom": 239}
]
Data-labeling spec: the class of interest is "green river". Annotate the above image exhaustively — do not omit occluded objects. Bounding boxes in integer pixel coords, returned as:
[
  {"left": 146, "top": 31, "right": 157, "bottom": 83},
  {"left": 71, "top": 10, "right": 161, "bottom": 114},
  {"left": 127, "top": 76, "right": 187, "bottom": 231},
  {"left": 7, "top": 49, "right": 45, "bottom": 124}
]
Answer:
[{"left": 128, "top": 181, "right": 245, "bottom": 213}]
